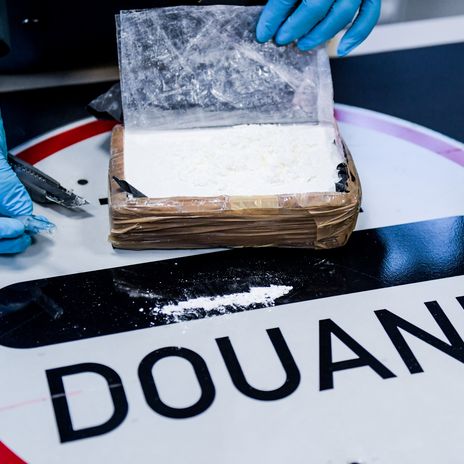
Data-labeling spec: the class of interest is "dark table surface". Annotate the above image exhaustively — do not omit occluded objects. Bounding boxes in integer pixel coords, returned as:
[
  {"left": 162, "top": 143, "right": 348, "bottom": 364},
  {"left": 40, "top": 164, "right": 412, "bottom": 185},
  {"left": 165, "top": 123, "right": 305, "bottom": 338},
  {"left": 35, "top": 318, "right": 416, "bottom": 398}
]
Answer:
[{"left": 0, "top": 42, "right": 463, "bottom": 348}]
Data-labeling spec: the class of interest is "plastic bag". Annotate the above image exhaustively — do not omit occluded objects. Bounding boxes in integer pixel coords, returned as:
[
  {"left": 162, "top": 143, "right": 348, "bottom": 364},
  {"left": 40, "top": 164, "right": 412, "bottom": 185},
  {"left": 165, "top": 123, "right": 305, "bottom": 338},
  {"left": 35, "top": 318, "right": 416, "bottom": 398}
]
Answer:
[
  {"left": 110, "top": 6, "right": 361, "bottom": 250},
  {"left": 117, "top": 5, "right": 334, "bottom": 130}
]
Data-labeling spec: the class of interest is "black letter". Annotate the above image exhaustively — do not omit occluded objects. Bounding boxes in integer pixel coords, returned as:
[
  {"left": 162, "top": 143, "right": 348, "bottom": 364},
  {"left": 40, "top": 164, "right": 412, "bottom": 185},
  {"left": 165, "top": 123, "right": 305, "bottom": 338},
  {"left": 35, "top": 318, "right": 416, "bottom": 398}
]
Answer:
[
  {"left": 46, "top": 363, "right": 128, "bottom": 443},
  {"left": 319, "top": 319, "right": 396, "bottom": 391},
  {"left": 138, "top": 347, "right": 215, "bottom": 419},
  {"left": 457, "top": 296, "right": 464, "bottom": 310},
  {"left": 376, "top": 301, "right": 464, "bottom": 374},
  {"left": 216, "top": 328, "right": 300, "bottom": 401}
]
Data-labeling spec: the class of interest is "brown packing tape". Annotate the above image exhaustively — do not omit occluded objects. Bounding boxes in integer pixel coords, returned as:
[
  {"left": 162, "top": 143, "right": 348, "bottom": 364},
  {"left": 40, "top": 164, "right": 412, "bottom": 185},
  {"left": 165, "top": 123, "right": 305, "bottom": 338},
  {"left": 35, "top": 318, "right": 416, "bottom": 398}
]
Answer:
[{"left": 109, "top": 125, "right": 362, "bottom": 250}]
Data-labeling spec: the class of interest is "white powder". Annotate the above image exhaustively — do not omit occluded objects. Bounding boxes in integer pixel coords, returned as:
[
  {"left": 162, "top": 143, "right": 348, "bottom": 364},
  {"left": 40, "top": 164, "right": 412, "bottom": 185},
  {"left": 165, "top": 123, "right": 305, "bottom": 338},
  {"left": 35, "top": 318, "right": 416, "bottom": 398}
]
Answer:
[
  {"left": 126, "top": 289, "right": 161, "bottom": 299},
  {"left": 124, "top": 123, "right": 343, "bottom": 198},
  {"left": 151, "top": 285, "right": 293, "bottom": 318}
]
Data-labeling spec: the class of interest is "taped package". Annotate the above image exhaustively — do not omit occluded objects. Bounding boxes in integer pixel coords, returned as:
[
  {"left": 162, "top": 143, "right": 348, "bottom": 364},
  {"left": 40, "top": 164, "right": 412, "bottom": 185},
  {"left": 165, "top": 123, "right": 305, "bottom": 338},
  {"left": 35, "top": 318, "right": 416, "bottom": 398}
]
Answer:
[{"left": 109, "top": 5, "right": 361, "bottom": 250}]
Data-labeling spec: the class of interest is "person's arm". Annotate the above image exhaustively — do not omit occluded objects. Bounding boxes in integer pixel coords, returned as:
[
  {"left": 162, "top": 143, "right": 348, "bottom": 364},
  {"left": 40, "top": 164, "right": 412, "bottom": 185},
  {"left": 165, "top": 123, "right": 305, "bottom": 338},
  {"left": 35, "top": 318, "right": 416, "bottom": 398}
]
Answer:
[
  {"left": 256, "top": 0, "right": 381, "bottom": 56},
  {"left": 0, "top": 112, "right": 34, "bottom": 254},
  {"left": 0, "top": 2, "right": 34, "bottom": 254}
]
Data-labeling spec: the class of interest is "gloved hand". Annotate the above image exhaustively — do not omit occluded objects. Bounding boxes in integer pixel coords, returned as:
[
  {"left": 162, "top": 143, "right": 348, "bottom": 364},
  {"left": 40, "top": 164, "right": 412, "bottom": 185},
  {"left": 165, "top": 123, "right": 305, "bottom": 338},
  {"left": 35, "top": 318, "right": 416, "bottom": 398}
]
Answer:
[
  {"left": 0, "top": 111, "right": 34, "bottom": 254},
  {"left": 256, "top": 0, "right": 381, "bottom": 55}
]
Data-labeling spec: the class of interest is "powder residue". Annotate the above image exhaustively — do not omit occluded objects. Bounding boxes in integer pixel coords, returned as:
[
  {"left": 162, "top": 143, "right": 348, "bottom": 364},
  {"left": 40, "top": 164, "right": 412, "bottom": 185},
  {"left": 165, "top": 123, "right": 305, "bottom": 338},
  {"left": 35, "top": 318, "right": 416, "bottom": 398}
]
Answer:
[
  {"left": 124, "top": 123, "right": 343, "bottom": 198},
  {"left": 151, "top": 285, "right": 293, "bottom": 319}
]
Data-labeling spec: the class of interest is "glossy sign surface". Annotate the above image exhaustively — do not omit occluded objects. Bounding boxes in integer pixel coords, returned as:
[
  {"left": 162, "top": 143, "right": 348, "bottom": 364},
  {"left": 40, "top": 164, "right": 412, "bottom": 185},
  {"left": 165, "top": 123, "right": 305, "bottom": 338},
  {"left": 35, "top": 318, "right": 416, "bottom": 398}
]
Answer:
[{"left": 1, "top": 216, "right": 463, "bottom": 348}]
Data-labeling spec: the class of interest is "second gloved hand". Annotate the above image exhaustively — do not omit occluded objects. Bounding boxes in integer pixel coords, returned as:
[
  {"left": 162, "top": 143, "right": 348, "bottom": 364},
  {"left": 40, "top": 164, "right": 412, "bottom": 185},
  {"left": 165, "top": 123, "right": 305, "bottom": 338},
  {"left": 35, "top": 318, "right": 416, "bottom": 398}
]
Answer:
[
  {"left": 0, "top": 218, "right": 32, "bottom": 254},
  {"left": 0, "top": 111, "right": 34, "bottom": 254},
  {"left": 256, "top": 0, "right": 381, "bottom": 56}
]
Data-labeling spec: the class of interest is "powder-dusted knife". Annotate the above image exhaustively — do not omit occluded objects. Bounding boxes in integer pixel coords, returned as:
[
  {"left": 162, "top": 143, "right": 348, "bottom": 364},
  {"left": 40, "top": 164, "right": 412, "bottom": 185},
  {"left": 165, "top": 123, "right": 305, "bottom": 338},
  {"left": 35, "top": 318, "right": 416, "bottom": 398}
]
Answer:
[{"left": 8, "top": 153, "right": 89, "bottom": 209}]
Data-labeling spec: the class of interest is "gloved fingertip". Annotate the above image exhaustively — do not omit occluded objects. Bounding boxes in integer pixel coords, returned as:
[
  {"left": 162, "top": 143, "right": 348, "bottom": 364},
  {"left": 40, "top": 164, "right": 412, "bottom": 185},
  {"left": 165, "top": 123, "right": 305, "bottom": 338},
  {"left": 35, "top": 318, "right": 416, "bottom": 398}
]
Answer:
[
  {"left": 16, "top": 234, "right": 32, "bottom": 253},
  {"left": 297, "top": 39, "right": 317, "bottom": 52},
  {"left": 256, "top": 14, "right": 278, "bottom": 43},
  {"left": 337, "top": 39, "right": 359, "bottom": 57},
  {"left": 255, "top": 20, "right": 268, "bottom": 43},
  {"left": 0, "top": 218, "right": 26, "bottom": 239},
  {"left": 274, "top": 29, "right": 291, "bottom": 46},
  {"left": 0, "top": 234, "right": 31, "bottom": 255},
  {"left": 34, "top": 215, "right": 51, "bottom": 223},
  {"left": 255, "top": 32, "right": 267, "bottom": 43},
  {"left": 18, "top": 214, "right": 56, "bottom": 235},
  {"left": 256, "top": 28, "right": 271, "bottom": 43}
]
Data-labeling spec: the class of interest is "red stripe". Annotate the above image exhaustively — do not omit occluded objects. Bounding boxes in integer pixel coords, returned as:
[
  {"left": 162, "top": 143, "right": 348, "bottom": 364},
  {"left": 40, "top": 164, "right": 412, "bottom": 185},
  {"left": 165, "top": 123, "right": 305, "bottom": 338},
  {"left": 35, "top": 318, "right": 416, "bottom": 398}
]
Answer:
[
  {"left": 16, "top": 119, "right": 117, "bottom": 165},
  {"left": 0, "top": 442, "right": 27, "bottom": 464}
]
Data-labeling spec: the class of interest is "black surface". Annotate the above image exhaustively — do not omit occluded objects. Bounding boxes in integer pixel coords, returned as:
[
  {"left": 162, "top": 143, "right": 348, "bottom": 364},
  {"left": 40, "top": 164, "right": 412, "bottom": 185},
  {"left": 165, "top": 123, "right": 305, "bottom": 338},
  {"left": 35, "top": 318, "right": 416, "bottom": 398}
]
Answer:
[
  {"left": 1, "top": 216, "right": 463, "bottom": 349},
  {"left": 0, "top": 1, "right": 265, "bottom": 72},
  {"left": 331, "top": 43, "right": 464, "bottom": 144},
  {"left": 1, "top": 43, "right": 463, "bottom": 148},
  {"left": 0, "top": 43, "right": 463, "bottom": 351},
  {"left": 0, "top": 81, "right": 114, "bottom": 147},
  {"left": 0, "top": 0, "right": 9, "bottom": 56}
]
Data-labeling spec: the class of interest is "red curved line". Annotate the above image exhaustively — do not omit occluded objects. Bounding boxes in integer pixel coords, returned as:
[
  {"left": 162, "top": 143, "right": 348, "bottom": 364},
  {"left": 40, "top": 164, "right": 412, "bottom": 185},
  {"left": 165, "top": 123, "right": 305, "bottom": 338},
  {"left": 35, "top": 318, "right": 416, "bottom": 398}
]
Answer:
[
  {"left": 16, "top": 119, "right": 117, "bottom": 165},
  {"left": 0, "top": 442, "right": 27, "bottom": 464},
  {"left": 14, "top": 110, "right": 464, "bottom": 167}
]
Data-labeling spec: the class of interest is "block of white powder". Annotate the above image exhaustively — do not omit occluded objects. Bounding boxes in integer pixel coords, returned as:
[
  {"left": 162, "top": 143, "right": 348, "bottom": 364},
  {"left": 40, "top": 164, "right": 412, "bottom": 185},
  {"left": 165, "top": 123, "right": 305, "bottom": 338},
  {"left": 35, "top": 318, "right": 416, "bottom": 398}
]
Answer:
[
  {"left": 123, "top": 123, "right": 344, "bottom": 198},
  {"left": 110, "top": 6, "right": 361, "bottom": 250}
]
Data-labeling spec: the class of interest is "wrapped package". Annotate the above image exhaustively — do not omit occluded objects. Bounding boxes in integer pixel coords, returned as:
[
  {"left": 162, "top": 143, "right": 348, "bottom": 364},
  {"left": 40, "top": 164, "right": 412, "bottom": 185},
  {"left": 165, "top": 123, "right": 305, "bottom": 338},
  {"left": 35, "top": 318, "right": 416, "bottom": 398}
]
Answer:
[{"left": 109, "top": 5, "right": 361, "bottom": 250}]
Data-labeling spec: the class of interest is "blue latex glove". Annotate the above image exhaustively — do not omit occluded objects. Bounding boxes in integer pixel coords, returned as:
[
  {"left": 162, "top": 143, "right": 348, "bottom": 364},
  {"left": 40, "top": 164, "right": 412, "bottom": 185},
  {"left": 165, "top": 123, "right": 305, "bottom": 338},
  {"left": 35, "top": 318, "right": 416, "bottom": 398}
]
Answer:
[
  {"left": 256, "top": 0, "right": 381, "bottom": 55},
  {"left": 0, "top": 111, "right": 34, "bottom": 254}
]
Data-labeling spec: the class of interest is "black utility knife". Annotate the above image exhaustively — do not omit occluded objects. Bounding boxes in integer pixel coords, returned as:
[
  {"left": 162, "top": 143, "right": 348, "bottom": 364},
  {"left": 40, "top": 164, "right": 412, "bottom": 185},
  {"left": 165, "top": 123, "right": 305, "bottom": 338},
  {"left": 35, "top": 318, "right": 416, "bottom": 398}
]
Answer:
[{"left": 8, "top": 153, "right": 89, "bottom": 209}]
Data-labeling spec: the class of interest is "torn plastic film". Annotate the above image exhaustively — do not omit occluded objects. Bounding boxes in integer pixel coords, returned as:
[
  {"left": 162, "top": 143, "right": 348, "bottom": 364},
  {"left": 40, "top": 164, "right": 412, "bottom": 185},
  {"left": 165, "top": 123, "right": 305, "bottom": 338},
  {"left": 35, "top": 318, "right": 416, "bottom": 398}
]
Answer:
[{"left": 109, "top": 6, "right": 361, "bottom": 250}]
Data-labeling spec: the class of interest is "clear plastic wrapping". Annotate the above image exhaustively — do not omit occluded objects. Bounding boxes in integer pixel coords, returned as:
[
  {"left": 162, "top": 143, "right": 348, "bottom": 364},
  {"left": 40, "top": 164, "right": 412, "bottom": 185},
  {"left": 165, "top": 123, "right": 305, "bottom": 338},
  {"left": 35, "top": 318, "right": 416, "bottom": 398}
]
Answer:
[
  {"left": 117, "top": 5, "right": 334, "bottom": 130},
  {"left": 110, "top": 6, "right": 361, "bottom": 250}
]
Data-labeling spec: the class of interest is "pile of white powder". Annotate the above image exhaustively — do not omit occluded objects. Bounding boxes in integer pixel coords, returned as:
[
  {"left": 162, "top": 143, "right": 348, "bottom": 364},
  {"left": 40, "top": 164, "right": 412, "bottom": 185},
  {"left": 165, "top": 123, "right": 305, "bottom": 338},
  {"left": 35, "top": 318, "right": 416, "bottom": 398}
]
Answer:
[
  {"left": 123, "top": 123, "right": 343, "bottom": 198},
  {"left": 150, "top": 285, "right": 293, "bottom": 320}
]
